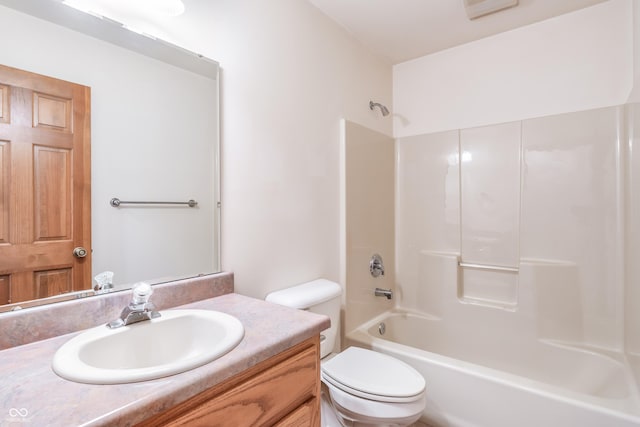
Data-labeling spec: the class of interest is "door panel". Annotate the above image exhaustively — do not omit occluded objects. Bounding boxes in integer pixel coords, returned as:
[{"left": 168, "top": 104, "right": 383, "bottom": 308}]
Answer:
[
  {"left": 0, "top": 275, "right": 8, "bottom": 305},
  {"left": 0, "top": 64, "right": 90, "bottom": 305},
  {"left": 34, "top": 268, "right": 72, "bottom": 298},
  {"left": 34, "top": 146, "right": 72, "bottom": 241},
  {"left": 0, "top": 141, "right": 7, "bottom": 244},
  {"left": 33, "top": 92, "right": 72, "bottom": 132},
  {"left": 0, "top": 84, "right": 8, "bottom": 124}
]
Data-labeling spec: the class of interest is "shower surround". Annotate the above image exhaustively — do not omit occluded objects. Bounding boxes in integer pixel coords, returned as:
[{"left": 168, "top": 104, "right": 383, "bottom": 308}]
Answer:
[
  {"left": 390, "top": 104, "right": 640, "bottom": 424},
  {"left": 397, "top": 105, "right": 630, "bottom": 346},
  {"left": 343, "top": 103, "right": 640, "bottom": 425}
]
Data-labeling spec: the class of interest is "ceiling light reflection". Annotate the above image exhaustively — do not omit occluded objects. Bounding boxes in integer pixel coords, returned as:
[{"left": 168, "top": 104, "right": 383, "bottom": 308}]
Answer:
[{"left": 61, "top": 0, "right": 185, "bottom": 18}]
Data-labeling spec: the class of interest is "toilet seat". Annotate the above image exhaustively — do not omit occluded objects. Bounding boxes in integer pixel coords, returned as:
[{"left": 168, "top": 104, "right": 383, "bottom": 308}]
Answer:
[{"left": 321, "top": 347, "right": 425, "bottom": 403}]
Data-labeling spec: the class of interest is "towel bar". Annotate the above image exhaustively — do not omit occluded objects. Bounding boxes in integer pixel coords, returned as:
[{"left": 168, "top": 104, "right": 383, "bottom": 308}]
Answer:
[{"left": 110, "top": 198, "right": 197, "bottom": 207}]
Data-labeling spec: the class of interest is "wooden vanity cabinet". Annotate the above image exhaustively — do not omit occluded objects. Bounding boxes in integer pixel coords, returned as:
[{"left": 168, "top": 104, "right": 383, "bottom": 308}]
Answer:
[{"left": 137, "top": 336, "right": 321, "bottom": 427}]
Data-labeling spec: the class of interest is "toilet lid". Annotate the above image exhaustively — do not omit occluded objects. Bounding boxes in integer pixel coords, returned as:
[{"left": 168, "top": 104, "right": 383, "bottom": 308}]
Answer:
[{"left": 321, "top": 347, "right": 425, "bottom": 400}]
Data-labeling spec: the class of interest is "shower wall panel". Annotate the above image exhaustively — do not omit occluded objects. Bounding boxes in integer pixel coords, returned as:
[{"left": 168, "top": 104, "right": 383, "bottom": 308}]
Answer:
[
  {"left": 521, "top": 107, "right": 622, "bottom": 349},
  {"left": 459, "top": 122, "right": 521, "bottom": 307},
  {"left": 396, "top": 130, "right": 459, "bottom": 314},
  {"left": 343, "top": 120, "right": 395, "bottom": 335},
  {"left": 460, "top": 123, "right": 521, "bottom": 268},
  {"left": 627, "top": 104, "right": 640, "bottom": 356}
]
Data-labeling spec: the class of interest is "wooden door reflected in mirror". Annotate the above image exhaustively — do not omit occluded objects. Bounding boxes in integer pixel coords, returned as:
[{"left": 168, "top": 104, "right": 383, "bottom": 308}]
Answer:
[{"left": 0, "top": 64, "right": 91, "bottom": 305}]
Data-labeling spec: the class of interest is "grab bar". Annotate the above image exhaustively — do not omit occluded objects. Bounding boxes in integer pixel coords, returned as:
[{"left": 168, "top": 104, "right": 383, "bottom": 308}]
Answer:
[
  {"left": 458, "top": 262, "right": 518, "bottom": 273},
  {"left": 110, "top": 198, "right": 198, "bottom": 208}
]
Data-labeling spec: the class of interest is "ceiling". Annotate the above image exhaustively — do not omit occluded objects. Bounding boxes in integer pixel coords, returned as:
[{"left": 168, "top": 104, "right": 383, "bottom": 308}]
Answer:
[{"left": 306, "top": 0, "right": 609, "bottom": 64}]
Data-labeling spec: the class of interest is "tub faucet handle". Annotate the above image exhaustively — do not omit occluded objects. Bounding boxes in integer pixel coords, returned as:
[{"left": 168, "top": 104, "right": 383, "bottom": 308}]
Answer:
[
  {"left": 375, "top": 288, "right": 393, "bottom": 300},
  {"left": 370, "top": 254, "right": 385, "bottom": 278}
]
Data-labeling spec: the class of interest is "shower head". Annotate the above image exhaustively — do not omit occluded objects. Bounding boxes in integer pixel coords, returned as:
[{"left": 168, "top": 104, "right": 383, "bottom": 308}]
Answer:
[{"left": 369, "top": 101, "right": 390, "bottom": 117}]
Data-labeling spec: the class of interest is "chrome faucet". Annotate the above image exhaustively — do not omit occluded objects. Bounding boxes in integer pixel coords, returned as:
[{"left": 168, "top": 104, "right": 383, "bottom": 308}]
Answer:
[
  {"left": 107, "top": 283, "right": 160, "bottom": 329},
  {"left": 374, "top": 288, "right": 393, "bottom": 300}
]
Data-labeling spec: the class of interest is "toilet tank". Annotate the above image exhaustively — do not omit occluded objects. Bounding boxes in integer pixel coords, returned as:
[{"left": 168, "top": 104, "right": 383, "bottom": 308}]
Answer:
[{"left": 265, "top": 279, "right": 342, "bottom": 358}]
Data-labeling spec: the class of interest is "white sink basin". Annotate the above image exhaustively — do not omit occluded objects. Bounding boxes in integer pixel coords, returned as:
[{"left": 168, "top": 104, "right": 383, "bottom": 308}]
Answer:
[{"left": 52, "top": 309, "right": 244, "bottom": 384}]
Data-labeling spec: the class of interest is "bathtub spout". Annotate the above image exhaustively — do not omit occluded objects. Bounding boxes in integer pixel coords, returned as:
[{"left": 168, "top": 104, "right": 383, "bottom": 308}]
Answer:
[{"left": 374, "top": 288, "right": 393, "bottom": 300}]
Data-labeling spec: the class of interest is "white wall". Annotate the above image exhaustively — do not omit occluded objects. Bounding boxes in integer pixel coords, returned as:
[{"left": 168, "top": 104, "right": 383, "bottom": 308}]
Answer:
[
  {"left": 148, "top": 0, "right": 393, "bottom": 298},
  {"left": 393, "top": 0, "right": 634, "bottom": 137},
  {"left": 0, "top": 6, "right": 217, "bottom": 287}
]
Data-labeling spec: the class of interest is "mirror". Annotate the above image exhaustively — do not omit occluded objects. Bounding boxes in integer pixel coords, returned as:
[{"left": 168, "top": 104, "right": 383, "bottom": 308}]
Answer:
[{"left": 0, "top": 0, "right": 220, "bottom": 312}]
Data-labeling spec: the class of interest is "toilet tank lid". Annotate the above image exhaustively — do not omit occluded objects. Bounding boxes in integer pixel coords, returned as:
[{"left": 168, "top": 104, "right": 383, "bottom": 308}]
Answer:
[{"left": 265, "top": 279, "right": 342, "bottom": 309}]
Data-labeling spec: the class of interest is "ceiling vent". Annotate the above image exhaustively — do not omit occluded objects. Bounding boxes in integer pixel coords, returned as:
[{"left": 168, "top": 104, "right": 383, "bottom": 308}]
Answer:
[{"left": 463, "top": 0, "right": 519, "bottom": 20}]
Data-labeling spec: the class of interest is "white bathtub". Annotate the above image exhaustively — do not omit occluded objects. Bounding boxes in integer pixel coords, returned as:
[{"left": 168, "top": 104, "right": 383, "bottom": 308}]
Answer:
[{"left": 346, "top": 310, "right": 640, "bottom": 427}]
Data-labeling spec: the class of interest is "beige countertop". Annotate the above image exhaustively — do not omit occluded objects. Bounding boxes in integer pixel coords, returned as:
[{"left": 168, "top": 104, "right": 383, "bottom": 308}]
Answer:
[{"left": 0, "top": 293, "right": 329, "bottom": 426}]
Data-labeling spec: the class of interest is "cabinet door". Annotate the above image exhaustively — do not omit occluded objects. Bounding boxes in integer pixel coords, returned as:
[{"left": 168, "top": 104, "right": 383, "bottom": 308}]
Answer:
[
  {"left": 139, "top": 337, "right": 321, "bottom": 427},
  {"left": 274, "top": 398, "right": 318, "bottom": 426}
]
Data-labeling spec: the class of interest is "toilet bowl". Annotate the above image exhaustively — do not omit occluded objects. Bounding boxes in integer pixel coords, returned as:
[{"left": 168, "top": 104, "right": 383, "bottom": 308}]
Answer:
[
  {"left": 266, "top": 279, "right": 427, "bottom": 427},
  {"left": 321, "top": 347, "right": 426, "bottom": 426}
]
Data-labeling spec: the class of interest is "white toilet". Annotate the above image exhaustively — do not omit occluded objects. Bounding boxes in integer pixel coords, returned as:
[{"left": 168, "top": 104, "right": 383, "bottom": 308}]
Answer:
[{"left": 266, "top": 279, "right": 426, "bottom": 427}]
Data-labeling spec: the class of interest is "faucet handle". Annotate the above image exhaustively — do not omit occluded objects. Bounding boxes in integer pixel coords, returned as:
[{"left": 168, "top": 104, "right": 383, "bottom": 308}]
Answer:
[
  {"left": 370, "top": 254, "right": 385, "bottom": 278},
  {"left": 131, "top": 282, "right": 153, "bottom": 305},
  {"left": 94, "top": 270, "right": 114, "bottom": 291}
]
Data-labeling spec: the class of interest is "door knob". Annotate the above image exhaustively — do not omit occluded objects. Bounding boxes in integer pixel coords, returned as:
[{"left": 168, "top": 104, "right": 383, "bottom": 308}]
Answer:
[{"left": 73, "top": 247, "right": 88, "bottom": 258}]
